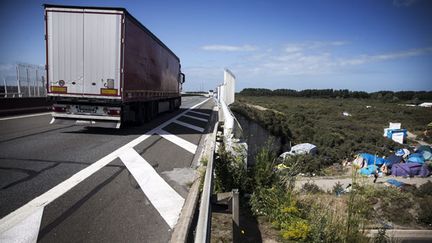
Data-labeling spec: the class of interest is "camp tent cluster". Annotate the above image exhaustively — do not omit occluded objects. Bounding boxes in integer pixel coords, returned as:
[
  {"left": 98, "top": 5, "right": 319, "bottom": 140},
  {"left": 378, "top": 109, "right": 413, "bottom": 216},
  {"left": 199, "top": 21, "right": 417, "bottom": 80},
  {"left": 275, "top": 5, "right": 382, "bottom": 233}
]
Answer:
[{"left": 353, "top": 145, "right": 432, "bottom": 178}]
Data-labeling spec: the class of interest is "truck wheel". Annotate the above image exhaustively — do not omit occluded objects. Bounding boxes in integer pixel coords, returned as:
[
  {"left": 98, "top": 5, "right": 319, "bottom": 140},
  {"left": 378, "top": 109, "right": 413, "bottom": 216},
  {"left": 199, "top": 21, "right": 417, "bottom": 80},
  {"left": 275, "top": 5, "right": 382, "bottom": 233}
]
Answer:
[
  {"left": 136, "top": 103, "right": 145, "bottom": 125},
  {"left": 144, "top": 101, "right": 155, "bottom": 122}
]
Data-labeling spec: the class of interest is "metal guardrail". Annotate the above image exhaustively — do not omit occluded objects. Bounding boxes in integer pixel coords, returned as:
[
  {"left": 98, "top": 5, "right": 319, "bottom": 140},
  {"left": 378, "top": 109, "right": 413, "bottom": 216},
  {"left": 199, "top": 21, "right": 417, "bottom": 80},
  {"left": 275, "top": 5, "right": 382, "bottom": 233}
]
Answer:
[
  {"left": 0, "top": 97, "right": 52, "bottom": 116},
  {"left": 194, "top": 121, "right": 218, "bottom": 243},
  {"left": 194, "top": 69, "right": 243, "bottom": 242}
]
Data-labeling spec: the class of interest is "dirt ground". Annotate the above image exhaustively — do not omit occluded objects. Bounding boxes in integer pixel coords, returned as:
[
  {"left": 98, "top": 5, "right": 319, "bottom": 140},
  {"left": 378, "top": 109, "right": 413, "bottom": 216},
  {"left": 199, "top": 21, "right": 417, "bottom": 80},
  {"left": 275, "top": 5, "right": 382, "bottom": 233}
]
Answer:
[
  {"left": 210, "top": 204, "right": 280, "bottom": 243},
  {"left": 296, "top": 174, "right": 432, "bottom": 192}
]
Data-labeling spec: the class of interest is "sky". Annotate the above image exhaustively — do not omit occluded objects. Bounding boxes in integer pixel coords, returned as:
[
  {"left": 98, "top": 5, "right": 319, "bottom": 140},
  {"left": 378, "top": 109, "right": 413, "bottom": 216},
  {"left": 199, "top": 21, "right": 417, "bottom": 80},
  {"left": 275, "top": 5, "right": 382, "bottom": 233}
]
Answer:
[{"left": 0, "top": 0, "right": 431, "bottom": 92}]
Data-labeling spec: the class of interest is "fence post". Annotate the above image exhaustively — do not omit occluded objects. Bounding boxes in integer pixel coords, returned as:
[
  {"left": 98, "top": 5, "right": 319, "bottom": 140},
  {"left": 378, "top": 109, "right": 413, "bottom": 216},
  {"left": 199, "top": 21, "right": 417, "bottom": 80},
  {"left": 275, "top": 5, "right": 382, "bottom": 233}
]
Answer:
[
  {"left": 232, "top": 188, "right": 240, "bottom": 242},
  {"left": 26, "top": 67, "right": 31, "bottom": 97},
  {"left": 33, "top": 69, "right": 37, "bottom": 96},
  {"left": 41, "top": 76, "right": 45, "bottom": 96},
  {"left": 3, "top": 77, "right": 7, "bottom": 98},
  {"left": 36, "top": 69, "right": 40, "bottom": 97},
  {"left": 16, "top": 65, "right": 21, "bottom": 97}
]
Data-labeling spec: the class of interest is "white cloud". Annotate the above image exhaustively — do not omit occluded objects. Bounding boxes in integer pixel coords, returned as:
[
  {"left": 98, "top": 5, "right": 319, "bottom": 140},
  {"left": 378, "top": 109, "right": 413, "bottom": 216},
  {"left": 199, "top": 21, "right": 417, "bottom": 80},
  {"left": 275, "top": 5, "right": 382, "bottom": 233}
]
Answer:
[
  {"left": 188, "top": 41, "right": 432, "bottom": 90},
  {"left": 201, "top": 44, "right": 257, "bottom": 52},
  {"left": 235, "top": 44, "right": 432, "bottom": 77},
  {"left": 283, "top": 41, "right": 347, "bottom": 54},
  {"left": 338, "top": 47, "right": 432, "bottom": 66},
  {"left": 284, "top": 46, "right": 303, "bottom": 53}
]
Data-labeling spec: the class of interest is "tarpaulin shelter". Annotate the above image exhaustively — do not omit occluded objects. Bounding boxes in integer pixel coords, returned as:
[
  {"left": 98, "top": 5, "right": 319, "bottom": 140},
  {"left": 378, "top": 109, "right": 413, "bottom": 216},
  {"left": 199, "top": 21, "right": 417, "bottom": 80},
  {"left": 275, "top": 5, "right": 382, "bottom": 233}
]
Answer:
[
  {"left": 407, "top": 153, "right": 425, "bottom": 164},
  {"left": 359, "top": 165, "right": 378, "bottom": 176},
  {"left": 391, "top": 163, "right": 430, "bottom": 177},
  {"left": 279, "top": 143, "right": 317, "bottom": 159},
  {"left": 385, "top": 154, "right": 403, "bottom": 168},
  {"left": 416, "top": 145, "right": 432, "bottom": 153},
  {"left": 359, "top": 153, "right": 388, "bottom": 166}
]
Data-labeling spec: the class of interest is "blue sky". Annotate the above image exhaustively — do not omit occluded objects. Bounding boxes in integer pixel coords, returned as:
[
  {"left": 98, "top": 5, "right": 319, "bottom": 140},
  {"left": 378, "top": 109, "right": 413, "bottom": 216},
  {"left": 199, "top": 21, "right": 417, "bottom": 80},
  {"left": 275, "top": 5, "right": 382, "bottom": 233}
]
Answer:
[{"left": 0, "top": 0, "right": 431, "bottom": 92}]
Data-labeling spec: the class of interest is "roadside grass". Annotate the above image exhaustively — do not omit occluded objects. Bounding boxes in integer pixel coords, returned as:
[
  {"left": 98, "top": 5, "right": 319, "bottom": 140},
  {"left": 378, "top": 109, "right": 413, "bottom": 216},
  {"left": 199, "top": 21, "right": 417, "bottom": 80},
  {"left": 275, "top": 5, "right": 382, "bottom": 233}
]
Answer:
[{"left": 213, "top": 144, "right": 432, "bottom": 242}]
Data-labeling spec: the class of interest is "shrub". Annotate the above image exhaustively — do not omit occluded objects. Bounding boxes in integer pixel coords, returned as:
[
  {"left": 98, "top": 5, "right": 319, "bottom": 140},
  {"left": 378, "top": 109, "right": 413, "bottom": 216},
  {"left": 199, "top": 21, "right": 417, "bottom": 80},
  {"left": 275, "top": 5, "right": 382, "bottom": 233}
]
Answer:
[
  {"left": 214, "top": 143, "right": 250, "bottom": 193},
  {"left": 281, "top": 219, "right": 310, "bottom": 241},
  {"left": 418, "top": 196, "right": 432, "bottom": 225},
  {"left": 251, "top": 145, "right": 277, "bottom": 188},
  {"left": 301, "top": 181, "right": 323, "bottom": 194}
]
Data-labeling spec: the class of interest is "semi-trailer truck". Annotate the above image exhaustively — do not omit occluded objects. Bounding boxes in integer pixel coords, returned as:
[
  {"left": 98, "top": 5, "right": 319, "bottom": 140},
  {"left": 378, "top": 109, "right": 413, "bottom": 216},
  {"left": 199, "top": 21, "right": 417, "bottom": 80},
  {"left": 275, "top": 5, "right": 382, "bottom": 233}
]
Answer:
[{"left": 44, "top": 4, "right": 185, "bottom": 128}]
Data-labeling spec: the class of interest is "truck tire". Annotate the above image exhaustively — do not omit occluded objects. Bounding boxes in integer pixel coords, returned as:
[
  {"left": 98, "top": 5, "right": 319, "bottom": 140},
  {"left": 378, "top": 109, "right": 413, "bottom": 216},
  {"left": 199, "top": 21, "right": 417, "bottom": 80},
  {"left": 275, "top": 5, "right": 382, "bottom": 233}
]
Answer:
[{"left": 136, "top": 103, "right": 145, "bottom": 125}]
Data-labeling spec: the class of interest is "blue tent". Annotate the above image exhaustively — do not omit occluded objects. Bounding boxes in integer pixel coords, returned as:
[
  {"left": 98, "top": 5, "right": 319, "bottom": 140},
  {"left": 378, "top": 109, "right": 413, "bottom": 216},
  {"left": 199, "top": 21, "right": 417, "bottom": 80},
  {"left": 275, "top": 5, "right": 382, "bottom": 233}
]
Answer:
[
  {"left": 407, "top": 153, "right": 425, "bottom": 164},
  {"left": 359, "top": 153, "right": 388, "bottom": 166}
]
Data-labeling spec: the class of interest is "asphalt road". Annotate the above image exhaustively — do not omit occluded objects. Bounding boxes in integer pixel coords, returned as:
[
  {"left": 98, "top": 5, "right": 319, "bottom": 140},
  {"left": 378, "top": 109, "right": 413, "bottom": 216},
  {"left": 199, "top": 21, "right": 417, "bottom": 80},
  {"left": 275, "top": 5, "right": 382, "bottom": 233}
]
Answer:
[{"left": 0, "top": 96, "right": 215, "bottom": 242}]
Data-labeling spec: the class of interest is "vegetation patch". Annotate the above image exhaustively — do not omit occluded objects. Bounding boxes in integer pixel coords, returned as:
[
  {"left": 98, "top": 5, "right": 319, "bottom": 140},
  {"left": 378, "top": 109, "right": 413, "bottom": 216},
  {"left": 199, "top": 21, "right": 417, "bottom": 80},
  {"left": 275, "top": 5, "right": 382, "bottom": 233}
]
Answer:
[
  {"left": 231, "top": 95, "right": 432, "bottom": 174},
  {"left": 213, "top": 144, "right": 432, "bottom": 242}
]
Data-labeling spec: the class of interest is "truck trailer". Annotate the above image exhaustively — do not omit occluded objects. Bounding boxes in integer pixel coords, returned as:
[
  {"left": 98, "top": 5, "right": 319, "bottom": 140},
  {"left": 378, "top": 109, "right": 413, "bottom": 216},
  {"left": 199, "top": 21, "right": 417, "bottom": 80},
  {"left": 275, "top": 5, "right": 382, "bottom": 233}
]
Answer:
[{"left": 44, "top": 4, "right": 185, "bottom": 128}]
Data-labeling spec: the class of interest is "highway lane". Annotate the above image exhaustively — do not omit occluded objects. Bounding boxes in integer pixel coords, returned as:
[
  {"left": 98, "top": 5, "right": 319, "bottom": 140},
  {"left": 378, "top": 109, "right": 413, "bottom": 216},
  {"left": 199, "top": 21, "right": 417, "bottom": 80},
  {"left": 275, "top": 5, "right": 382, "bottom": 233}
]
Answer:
[{"left": 0, "top": 96, "right": 215, "bottom": 242}]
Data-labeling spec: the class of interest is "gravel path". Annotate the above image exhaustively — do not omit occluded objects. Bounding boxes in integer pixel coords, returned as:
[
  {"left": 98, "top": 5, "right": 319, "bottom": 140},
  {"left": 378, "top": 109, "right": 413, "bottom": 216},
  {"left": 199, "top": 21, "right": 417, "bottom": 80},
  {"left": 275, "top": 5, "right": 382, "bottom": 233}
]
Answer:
[{"left": 296, "top": 175, "right": 432, "bottom": 192}]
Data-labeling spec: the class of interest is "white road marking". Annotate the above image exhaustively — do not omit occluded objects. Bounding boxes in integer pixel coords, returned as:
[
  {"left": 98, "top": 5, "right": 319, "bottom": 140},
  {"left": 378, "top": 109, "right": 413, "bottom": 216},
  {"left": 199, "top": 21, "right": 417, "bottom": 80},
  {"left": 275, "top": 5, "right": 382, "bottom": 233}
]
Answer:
[
  {"left": 0, "top": 98, "right": 211, "bottom": 237},
  {"left": 0, "top": 112, "right": 52, "bottom": 121},
  {"left": 183, "top": 114, "right": 208, "bottom": 122},
  {"left": 188, "top": 110, "right": 210, "bottom": 117},
  {"left": 173, "top": 120, "right": 205, "bottom": 133},
  {"left": 0, "top": 207, "right": 43, "bottom": 243},
  {"left": 119, "top": 148, "right": 185, "bottom": 229},
  {"left": 157, "top": 129, "right": 198, "bottom": 154}
]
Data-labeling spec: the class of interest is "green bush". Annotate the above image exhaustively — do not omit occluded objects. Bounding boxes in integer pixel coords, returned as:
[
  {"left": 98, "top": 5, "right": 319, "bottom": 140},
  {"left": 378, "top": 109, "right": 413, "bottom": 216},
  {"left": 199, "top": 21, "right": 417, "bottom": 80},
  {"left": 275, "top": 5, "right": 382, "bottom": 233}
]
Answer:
[
  {"left": 214, "top": 143, "right": 250, "bottom": 193},
  {"left": 300, "top": 181, "right": 323, "bottom": 194},
  {"left": 418, "top": 196, "right": 432, "bottom": 225}
]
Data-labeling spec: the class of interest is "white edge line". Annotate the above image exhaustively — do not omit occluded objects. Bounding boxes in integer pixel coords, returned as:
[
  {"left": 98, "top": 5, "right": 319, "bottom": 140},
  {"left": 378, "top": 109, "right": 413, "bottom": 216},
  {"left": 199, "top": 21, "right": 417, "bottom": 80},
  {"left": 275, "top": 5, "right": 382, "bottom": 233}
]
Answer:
[
  {"left": 119, "top": 148, "right": 185, "bottom": 228},
  {"left": 0, "top": 206, "right": 44, "bottom": 242},
  {"left": 188, "top": 110, "right": 210, "bottom": 117},
  {"left": 183, "top": 114, "right": 208, "bottom": 122},
  {"left": 0, "top": 97, "right": 211, "bottom": 234},
  {"left": 157, "top": 129, "right": 198, "bottom": 154},
  {"left": 0, "top": 112, "right": 52, "bottom": 121},
  {"left": 173, "top": 120, "right": 204, "bottom": 133}
]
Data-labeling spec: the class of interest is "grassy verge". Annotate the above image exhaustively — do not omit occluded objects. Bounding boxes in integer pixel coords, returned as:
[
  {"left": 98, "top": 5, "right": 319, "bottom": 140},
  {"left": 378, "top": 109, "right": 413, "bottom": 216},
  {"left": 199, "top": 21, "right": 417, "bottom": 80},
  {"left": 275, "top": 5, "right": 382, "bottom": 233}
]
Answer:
[{"left": 214, "top": 144, "right": 432, "bottom": 242}]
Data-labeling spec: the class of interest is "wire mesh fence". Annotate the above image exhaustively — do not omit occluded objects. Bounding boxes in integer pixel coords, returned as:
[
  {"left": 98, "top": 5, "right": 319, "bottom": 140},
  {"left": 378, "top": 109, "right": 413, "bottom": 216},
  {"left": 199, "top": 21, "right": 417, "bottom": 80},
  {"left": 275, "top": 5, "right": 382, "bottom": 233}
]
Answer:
[{"left": 0, "top": 63, "right": 46, "bottom": 98}]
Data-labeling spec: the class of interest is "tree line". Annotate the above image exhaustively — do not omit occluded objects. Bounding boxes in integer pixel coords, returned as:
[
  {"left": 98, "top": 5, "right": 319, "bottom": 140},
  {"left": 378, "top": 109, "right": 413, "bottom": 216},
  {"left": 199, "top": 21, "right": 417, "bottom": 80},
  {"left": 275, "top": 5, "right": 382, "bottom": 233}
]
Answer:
[{"left": 239, "top": 88, "right": 432, "bottom": 101}]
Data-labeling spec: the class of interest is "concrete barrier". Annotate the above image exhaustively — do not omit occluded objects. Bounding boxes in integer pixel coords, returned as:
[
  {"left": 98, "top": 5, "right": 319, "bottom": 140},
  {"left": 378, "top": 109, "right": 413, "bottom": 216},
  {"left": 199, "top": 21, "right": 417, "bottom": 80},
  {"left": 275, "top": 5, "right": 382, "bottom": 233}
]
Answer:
[{"left": 0, "top": 98, "right": 52, "bottom": 116}]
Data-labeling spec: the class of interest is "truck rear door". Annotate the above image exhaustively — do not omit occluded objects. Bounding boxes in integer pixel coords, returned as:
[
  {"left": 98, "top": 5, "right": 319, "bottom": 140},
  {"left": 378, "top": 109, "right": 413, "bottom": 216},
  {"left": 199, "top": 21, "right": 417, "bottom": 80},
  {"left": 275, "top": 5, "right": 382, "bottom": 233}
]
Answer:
[
  {"left": 47, "top": 11, "right": 84, "bottom": 94},
  {"left": 83, "top": 13, "right": 122, "bottom": 96},
  {"left": 47, "top": 8, "right": 122, "bottom": 98}
]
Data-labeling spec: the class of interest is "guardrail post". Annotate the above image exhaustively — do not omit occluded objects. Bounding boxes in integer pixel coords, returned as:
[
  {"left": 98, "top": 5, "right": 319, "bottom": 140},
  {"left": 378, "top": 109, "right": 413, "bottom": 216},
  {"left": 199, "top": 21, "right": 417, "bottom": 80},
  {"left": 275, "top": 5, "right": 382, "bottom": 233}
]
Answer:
[{"left": 232, "top": 189, "right": 240, "bottom": 243}]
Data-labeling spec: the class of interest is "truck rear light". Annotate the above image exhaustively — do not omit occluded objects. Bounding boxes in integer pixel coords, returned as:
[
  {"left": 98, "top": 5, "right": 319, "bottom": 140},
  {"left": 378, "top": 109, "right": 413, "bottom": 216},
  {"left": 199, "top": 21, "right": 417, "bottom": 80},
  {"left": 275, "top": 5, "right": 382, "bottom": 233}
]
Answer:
[
  {"left": 104, "top": 107, "right": 121, "bottom": 116},
  {"left": 52, "top": 105, "right": 69, "bottom": 112}
]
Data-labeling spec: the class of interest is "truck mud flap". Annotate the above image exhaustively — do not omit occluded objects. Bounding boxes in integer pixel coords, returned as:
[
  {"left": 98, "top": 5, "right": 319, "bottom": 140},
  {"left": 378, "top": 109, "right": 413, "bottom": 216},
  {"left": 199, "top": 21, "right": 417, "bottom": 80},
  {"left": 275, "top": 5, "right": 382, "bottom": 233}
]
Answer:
[{"left": 50, "top": 117, "right": 121, "bottom": 129}]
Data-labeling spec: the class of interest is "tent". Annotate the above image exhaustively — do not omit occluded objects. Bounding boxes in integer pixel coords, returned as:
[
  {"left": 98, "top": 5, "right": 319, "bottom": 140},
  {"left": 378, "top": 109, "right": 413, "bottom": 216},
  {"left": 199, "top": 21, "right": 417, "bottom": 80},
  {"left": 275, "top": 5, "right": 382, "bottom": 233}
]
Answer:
[
  {"left": 407, "top": 153, "right": 425, "bottom": 164},
  {"left": 279, "top": 143, "right": 317, "bottom": 159},
  {"left": 359, "top": 153, "right": 388, "bottom": 166},
  {"left": 415, "top": 145, "right": 432, "bottom": 153},
  {"left": 359, "top": 165, "right": 378, "bottom": 176},
  {"left": 385, "top": 154, "right": 403, "bottom": 168},
  {"left": 391, "top": 163, "right": 430, "bottom": 177}
]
